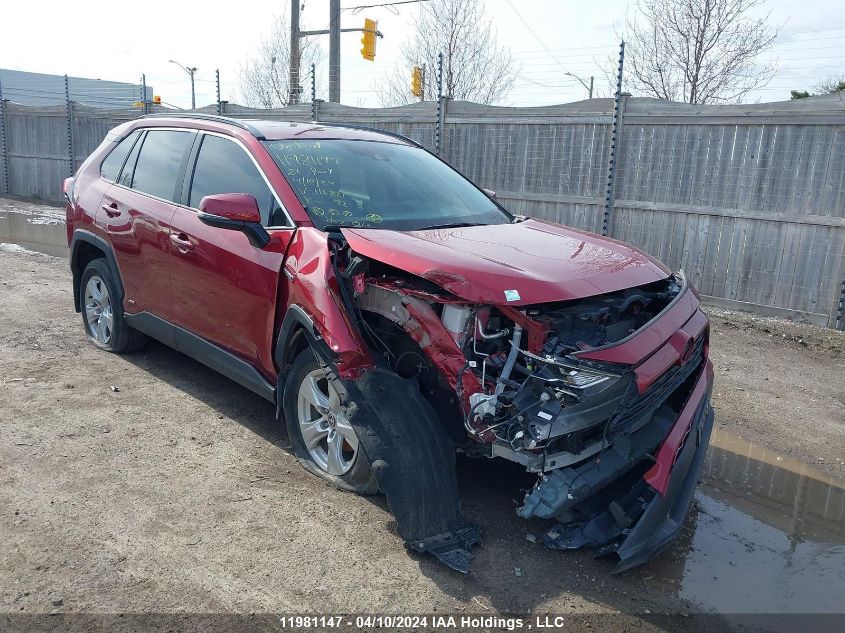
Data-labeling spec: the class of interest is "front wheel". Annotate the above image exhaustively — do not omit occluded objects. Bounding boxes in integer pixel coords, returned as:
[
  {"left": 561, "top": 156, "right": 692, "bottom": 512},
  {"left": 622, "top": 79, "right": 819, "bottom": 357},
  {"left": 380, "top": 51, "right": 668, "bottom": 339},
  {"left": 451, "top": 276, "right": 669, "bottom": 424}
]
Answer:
[
  {"left": 79, "top": 259, "right": 146, "bottom": 353},
  {"left": 283, "top": 349, "right": 378, "bottom": 495}
]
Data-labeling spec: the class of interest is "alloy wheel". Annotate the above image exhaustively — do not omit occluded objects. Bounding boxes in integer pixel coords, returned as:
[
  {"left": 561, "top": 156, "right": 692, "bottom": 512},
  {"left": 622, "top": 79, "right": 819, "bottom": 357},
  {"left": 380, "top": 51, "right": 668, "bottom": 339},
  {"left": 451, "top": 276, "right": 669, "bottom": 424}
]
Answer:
[
  {"left": 296, "top": 368, "right": 359, "bottom": 476},
  {"left": 84, "top": 275, "right": 113, "bottom": 345}
]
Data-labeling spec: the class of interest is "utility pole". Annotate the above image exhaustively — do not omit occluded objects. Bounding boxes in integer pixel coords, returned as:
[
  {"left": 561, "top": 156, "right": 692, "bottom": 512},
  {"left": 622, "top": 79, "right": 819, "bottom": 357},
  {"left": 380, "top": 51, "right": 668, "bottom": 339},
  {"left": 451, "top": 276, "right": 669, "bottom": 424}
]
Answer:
[
  {"left": 298, "top": 4, "right": 381, "bottom": 104},
  {"left": 329, "top": 0, "right": 341, "bottom": 103},
  {"left": 141, "top": 74, "right": 149, "bottom": 115},
  {"left": 311, "top": 63, "right": 318, "bottom": 122},
  {"left": 289, "top": 0, "right": 301, "bottom": 105},
  {"left": 169, "top": 60, "right": 197, "bottom": 109}
]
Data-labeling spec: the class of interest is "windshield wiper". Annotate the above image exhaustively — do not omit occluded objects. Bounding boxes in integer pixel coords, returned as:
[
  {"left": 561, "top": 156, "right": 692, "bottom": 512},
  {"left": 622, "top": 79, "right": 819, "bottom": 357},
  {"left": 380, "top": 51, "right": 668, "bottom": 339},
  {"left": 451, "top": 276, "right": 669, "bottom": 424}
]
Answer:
[{"left": 418, "top": 222, "right": 487, "bottom": 230}]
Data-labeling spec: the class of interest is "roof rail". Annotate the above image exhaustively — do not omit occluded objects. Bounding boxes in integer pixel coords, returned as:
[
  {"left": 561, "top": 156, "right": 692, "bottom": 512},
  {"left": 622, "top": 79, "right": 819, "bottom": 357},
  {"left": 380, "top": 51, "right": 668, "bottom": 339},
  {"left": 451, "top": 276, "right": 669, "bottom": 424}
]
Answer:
[
  {"left": 311, "top": 122, "right": 424, "bottom": 148},
  {"left": 139, "top": 113, "right": 266, "bottom": 140}
]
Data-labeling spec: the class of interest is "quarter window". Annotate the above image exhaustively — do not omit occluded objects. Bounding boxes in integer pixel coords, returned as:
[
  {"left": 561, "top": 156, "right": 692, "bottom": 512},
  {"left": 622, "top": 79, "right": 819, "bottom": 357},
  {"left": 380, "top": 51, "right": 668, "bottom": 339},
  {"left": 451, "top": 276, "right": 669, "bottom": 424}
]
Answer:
[
  {"left": 129, "top": 130, "right": 194, "bottom": 201},
  {"left": 100, "top": 131, "right": 140, "bottom": 182},
  {"left": 118, "top": 131, "right": 144, "bottom": 188},
  {"left": 189, "top": 134, "right": 285, "bottom": 227}
]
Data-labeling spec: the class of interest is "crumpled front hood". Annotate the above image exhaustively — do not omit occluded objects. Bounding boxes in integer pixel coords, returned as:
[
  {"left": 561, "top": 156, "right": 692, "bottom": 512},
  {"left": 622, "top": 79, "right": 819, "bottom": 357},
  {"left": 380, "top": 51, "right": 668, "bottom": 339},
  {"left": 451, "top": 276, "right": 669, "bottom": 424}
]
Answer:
[{"left": 341, "top": 218, "right": 670, "bottom": 305}]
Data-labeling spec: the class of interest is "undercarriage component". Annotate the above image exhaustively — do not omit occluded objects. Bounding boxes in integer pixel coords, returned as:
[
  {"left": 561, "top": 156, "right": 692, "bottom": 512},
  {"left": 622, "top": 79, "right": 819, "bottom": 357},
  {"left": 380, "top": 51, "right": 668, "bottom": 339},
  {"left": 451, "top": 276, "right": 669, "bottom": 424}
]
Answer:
[
  {"left": 338, "top": 367, "right": 479, "bottom": 573},
  {"left": 543, "top": 396, "right": 714, "bottom": 572},
  {"left": 517, "top": 405, "right": 677, "bottom": 521}
]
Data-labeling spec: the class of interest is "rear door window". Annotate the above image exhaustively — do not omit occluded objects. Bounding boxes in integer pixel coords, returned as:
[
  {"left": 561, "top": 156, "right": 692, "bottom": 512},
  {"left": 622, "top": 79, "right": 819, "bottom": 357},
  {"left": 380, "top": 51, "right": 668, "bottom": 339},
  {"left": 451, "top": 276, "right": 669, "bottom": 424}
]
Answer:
[
  {"left": 188, "top": 134, "right": 286, "bottom": 226},
  {"left": 129, "top": 130, "right": 194, "bottom": 202},
  {"left": 100, "top": 131, "right": 141, "bottom": 182}
]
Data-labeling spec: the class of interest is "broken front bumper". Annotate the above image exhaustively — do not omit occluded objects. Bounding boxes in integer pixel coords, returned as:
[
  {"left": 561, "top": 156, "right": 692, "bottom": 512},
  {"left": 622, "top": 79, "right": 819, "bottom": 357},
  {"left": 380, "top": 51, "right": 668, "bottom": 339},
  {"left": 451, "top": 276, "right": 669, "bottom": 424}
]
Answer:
[{"left": 530, "top": 360, "right": 715, "bottom": 572}]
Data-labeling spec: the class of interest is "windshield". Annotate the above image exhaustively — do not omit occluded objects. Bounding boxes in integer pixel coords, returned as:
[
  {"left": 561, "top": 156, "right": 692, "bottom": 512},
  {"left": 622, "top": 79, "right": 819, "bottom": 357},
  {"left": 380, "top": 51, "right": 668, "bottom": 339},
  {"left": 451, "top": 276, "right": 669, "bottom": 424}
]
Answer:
[{"left": 263, "top": 139, "right": 512, "bottom": 231}]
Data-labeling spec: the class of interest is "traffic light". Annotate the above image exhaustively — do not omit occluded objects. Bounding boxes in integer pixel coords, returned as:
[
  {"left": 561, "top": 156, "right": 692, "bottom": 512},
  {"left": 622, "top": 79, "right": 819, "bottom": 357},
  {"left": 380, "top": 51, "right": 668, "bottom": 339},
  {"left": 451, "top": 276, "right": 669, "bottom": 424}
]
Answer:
[
  {"left": 360, "top": 18, "right": 377, "bottom": 61},
  {"left": 411, "top": 66, "right": 423, "bottom": 97},
  {"left": 153, "top": 95, "right": 162, "bottom": 104}
]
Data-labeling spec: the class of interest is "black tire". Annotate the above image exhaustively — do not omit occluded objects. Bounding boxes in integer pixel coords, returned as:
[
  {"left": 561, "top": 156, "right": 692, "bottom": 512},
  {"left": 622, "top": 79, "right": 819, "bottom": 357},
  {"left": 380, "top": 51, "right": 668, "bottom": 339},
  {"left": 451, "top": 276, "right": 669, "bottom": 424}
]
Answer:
[
  {"left": 79, "top": 258, "right": 147, "bottom": 353},
  {"left": 283, "top": 348, "right": 378, "bottom": 495}
]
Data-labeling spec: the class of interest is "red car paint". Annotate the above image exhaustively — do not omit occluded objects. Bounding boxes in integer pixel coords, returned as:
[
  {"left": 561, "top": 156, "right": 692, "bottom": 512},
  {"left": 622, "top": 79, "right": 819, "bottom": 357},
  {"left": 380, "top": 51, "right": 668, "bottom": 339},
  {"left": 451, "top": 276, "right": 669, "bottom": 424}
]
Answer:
[
  {"left": 341, "top": 218, "right": 671, "bottom": 306},
  {"left": 393, "top": 291, "right": 484, "bottom": 401},
  {"left": 65, "top": 114, "right": 713, "bottom": 412},
  {"left": 634, "top": 309, "right": 709, "bottom": 393},
  {"left": 199, "top": 193, "right": 263, "bottom": 222},
  {"left": 644, "top": 359, "right": 715, "bottom": 496},
  {"left": 283, "top": 227, "right": 373, "bottom": 378},
  {"left": 66, "top": 117, "right": 713, "bottom": 545}
]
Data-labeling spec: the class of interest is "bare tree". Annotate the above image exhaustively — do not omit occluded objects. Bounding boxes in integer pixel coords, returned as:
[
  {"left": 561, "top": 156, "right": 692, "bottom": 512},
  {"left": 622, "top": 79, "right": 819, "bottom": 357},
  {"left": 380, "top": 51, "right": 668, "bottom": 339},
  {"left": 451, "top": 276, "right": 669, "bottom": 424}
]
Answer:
[
  {"left": 620, "top": 0, "right": 779, "bottom": 104},
  {"left": 239, "top": 14, "right": 323, "bottom": 108},
  {"left": 376, "top": 0, "right": 515, "bottom": 106}
]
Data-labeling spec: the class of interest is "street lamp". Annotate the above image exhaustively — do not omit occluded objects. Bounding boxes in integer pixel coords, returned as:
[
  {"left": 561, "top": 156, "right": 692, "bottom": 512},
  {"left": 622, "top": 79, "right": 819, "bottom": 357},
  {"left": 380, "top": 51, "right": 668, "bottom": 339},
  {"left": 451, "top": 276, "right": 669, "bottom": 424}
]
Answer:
[
  {"left": 169, "top": 59, "right": 198, "bottom": 110},
  {"left": 565, "top": 72, "right": 594, "bottom": 99}
]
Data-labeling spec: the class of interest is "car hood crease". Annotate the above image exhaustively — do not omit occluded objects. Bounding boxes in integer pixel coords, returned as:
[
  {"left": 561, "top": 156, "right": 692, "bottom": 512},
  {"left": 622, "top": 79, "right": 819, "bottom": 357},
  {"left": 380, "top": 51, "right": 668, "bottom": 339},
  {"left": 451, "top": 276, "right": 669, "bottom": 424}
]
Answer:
[{"left": 341, "top": 219, "right": 670, "bottom": 305}]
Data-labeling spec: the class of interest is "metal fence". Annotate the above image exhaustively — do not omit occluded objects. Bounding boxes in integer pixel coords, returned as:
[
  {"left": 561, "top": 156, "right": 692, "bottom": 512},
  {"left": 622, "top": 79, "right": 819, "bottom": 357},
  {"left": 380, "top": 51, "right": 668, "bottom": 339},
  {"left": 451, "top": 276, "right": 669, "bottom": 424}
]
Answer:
[{"left": 1, "top": 90, "right": 844, "bottom": 330}]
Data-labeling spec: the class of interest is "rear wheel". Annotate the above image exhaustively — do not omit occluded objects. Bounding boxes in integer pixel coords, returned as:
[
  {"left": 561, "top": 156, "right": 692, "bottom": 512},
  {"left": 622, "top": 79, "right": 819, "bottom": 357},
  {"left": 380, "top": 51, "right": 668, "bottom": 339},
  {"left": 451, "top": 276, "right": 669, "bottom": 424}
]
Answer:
[
  {"left": 283, "top": 349, "right": 378, "bottom": 495},
  {"left": 79, "top": 259, "right": 146, "bottom": 353}
]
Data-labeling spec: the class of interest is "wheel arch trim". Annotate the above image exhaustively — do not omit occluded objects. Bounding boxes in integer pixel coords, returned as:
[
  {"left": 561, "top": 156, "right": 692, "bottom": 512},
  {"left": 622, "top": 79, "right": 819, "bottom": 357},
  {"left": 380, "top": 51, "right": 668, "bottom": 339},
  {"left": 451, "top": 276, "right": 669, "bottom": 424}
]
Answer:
[
  {"left": 274, "top": 305, "right": 339, "bottom": 409},
  {"left": 70, "top": 230, "right": 124, "bottom": 313}
]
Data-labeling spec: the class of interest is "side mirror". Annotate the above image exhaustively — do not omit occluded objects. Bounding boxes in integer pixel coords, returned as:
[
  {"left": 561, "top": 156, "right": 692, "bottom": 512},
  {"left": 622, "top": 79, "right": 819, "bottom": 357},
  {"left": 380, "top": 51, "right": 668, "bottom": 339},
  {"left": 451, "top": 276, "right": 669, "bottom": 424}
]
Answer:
[
  {"left": 197, "top": 193, "right": 269, "bottom": 248},
  {"left": 482, "top": 188, "right": 497, "bottom": 200}
]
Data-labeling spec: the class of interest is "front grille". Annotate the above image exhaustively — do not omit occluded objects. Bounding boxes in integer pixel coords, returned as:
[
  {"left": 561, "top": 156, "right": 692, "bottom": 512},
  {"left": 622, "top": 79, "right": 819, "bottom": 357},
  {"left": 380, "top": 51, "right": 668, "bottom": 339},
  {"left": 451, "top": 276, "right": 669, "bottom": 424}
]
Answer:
[{"left": 606, "top": 333, "right": 706, "bottom": 439}]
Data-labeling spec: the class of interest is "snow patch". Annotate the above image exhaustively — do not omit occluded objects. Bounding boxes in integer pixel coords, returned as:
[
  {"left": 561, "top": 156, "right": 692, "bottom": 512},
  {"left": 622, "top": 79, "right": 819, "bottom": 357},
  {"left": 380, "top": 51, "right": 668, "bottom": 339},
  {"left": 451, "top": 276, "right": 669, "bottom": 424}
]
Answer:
[{"left": 0, "top": 243, "right": 51, "bottom": 257}]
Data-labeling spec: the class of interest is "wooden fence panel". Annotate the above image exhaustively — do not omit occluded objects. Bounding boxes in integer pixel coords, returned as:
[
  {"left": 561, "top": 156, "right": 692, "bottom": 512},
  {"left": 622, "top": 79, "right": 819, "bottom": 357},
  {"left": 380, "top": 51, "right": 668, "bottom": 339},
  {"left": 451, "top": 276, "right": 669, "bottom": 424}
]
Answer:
[{"left": 1, "top": 95, "right": 844, "bottom": 327}]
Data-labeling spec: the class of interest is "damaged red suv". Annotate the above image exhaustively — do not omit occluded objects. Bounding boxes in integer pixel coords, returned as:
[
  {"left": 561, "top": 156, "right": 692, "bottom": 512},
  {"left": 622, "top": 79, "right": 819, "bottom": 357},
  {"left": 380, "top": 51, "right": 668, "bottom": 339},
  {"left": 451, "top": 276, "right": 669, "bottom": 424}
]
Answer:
[{"left": 64, "top": 114, "right": 714, "bottom": 573}]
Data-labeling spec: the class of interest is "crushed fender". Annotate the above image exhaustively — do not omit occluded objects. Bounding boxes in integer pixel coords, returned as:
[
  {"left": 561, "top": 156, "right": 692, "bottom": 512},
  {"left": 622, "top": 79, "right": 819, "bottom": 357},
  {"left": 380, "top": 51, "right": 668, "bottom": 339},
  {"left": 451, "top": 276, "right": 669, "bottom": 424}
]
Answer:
[{"left": 339, "top": 367, "right": 480, "bottom": 573}]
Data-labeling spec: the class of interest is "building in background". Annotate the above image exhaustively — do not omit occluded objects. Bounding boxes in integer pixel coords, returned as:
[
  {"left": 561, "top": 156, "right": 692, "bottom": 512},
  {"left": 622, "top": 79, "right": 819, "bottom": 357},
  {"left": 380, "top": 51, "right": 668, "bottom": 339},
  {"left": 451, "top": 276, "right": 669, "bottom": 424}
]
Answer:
[{"left": 0, "top": 69, "right": 152, "bottom": 108}]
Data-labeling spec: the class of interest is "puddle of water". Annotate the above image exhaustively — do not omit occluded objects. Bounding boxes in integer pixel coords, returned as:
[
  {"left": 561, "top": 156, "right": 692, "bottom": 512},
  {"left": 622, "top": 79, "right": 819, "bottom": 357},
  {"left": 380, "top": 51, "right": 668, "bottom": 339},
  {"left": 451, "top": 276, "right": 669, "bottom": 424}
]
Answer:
[
  {"left": 0, "top": 211, "right": 68, "bottom": 258},
  {"left": 648, "top": 428, "right": 845, "bottom": 625}
]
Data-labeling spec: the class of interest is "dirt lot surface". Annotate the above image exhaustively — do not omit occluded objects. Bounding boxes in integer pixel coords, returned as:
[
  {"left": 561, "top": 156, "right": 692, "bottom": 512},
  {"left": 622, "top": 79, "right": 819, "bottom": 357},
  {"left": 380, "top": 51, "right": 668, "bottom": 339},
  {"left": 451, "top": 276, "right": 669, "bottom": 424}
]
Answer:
[
  {"left": 1, "top": 243, "right": 843, "bottom": 631},
  {"left": 706, "top": 307, "right": 844, "bottom": 478}
]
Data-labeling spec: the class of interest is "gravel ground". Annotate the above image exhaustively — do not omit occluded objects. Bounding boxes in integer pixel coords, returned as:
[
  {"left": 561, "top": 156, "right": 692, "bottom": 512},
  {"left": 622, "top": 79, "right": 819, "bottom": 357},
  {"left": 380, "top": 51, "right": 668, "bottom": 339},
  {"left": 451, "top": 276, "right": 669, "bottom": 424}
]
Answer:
[{"left": 0, "top": 243, "right": 843, "bottom": 631}]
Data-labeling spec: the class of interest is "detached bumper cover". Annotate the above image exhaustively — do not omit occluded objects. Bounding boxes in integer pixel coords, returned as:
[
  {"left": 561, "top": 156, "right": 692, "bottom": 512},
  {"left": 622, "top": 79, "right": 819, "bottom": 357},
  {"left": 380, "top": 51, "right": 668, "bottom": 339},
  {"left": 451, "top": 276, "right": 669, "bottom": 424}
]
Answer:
[{"left": 538, "top": 360, "right": 715, "bottom": 572}]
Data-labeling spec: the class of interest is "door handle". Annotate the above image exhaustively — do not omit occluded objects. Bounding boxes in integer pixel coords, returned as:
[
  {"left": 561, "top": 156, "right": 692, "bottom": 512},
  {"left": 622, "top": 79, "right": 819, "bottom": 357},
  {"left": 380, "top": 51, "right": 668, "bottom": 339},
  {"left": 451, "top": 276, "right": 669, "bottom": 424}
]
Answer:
[
  {"left": 169, "top": 233, "right": 194, "bottom": 251},
  {"left": 101, "top": 202, "right": 120, "bottom": 218}
]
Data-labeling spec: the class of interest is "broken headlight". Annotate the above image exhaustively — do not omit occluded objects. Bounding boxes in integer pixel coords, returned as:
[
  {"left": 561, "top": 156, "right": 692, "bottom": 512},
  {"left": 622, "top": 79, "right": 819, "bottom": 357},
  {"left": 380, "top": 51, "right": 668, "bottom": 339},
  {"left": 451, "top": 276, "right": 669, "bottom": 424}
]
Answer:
[
  {"left": 520, "top": 360, "right": 627, "bottom": 448},
  {"left": 521, "top": 346, "right": 623, "bottom": 400},
  {"left": 556, "top": 363, "right": 622, "bottom": 398}
]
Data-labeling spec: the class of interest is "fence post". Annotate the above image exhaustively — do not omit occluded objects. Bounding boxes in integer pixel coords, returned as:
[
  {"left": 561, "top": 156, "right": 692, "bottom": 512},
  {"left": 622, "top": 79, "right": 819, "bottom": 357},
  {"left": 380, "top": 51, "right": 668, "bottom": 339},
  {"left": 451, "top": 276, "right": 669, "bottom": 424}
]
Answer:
[
  {"left": 64, "top": 75, "right": 75, "bottom": 177},
  {"left": 435, "top": 52, "right": 445, "bottom": 156},
  {"left": 310, "top": 63, "right": 318, "bottom": 122},
  {"left": 602, "top": 40, "right": 626, "bottom": 237},
  {"left": 836, "top": 277, "right": 845, "bottom": 330},
  {"left": 0, "top": 78, "right": 8, "bottom": 194},
  {"left": 216, "top": 69, "right": 222, "bottom": 115}
]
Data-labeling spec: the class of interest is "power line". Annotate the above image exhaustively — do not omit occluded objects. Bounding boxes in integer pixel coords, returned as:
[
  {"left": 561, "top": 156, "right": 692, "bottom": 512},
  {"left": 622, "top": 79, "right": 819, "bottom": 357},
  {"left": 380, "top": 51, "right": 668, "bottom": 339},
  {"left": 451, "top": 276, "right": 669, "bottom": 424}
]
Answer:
[
  {"left": 343, "top": 0, "right": 429, "bottom": 14},
  {"left": 504, "top": 0, "right": 570, "bottom": 76}
]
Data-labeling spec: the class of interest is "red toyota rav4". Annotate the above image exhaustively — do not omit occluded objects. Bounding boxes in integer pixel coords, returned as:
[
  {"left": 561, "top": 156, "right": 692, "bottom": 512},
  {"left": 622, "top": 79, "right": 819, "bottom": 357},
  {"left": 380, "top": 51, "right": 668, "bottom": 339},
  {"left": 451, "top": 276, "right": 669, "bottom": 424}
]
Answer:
[{"left": 64, "top": 114, "right": 714, "bottom": 573}]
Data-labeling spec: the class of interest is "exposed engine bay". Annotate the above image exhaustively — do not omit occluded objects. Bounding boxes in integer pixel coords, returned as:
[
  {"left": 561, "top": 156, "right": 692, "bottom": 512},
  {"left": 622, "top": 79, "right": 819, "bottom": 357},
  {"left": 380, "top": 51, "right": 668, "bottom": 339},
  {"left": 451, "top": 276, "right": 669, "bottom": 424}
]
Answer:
[
  {"left": 455, "top": 276, "right": 683, "bottom": 467},
  {"left": 329, "top": 237, "right": 712, "bottom": 573}
]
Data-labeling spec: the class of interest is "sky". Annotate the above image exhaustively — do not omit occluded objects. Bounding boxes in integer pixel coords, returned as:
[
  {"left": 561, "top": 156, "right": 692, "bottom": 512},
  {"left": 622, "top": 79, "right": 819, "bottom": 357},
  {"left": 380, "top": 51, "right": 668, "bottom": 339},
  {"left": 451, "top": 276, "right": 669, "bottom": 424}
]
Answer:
[{"left": 1, "top": 0, "right": 844, "bottom": 108}]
